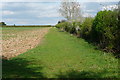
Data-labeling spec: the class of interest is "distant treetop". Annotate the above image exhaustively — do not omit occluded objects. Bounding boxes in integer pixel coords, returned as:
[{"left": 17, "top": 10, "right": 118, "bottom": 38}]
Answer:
[{"left": 0, "top": 22, "right": 6, "bottom": 26}]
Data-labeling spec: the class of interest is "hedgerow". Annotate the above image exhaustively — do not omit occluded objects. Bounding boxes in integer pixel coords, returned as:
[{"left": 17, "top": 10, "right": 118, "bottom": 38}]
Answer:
[
  {"left": 56, "top": 9, "right": 119, "bottom": 57},
  {"left": 91, "top": 10, "right": 119, "bottom": 54}
]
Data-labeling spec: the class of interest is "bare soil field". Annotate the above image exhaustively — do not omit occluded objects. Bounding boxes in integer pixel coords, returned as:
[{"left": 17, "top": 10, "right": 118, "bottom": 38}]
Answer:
[{"left": 2, "top": 27, "right": 50, "bottom": 59}]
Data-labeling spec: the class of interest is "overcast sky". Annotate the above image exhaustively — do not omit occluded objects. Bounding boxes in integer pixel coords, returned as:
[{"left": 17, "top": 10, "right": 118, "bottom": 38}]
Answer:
[{"left": 0, "top": 0, "right": 119, "bottom": 25}]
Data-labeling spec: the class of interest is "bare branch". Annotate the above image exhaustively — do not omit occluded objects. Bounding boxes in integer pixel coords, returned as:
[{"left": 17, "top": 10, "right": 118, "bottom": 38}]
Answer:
[{"left": 59, "top": 0, "right": 82, "bottom": 22}]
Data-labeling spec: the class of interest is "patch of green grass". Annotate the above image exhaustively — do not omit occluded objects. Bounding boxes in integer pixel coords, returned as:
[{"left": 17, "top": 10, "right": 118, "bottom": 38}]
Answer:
[{"left": 3, "top": 28, "right": 119, "bottom": 78}]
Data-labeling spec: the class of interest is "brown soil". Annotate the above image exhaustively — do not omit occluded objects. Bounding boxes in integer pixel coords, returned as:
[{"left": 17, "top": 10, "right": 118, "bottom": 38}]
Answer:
[{"left": 2, "top": 27, "right": 50, "bottom": 59}]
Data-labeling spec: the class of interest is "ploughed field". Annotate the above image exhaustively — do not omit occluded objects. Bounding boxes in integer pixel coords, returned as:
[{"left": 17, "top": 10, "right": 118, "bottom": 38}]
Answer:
[
  {"left": 2, "top": 27, "right": 119, "bottom": 78},
  {"left": 2, "top": 27, "right": 50, "bottom": 59}
]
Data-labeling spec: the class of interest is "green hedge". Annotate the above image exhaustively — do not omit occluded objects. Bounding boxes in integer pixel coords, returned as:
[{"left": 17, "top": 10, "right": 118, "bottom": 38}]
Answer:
[
  {"left": 56, "top": 21, "right": 82, "bottom": 35},
  {"left": 56, "top": 10, "right": 119, "bottom": 56},
  {"left": 56, "top": 18, "right": 93, "bottom": 37},
  {"left": 80, "top": 17, "right": 93, "bottom": 39},
  {"left": 91, "top": 10, "right": 119, "bottom": 53}
]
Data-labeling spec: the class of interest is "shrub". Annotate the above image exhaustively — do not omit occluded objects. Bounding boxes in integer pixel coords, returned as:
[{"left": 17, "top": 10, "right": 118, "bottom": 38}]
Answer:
[
  {"left": 56, "top": 22, "right": 68, "bottom": 30},
  {"left": 56, "top": 21, "right": 81, "bottom": 35},
  {"left": 80, "top": 17, "right": 94, "bottom": 39},
  {"left": 91, "top": 10, "right": 119, "bottom": 53}
]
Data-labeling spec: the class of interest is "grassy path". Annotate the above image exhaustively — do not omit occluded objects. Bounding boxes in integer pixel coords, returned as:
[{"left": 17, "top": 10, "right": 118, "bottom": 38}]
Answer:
[{"left": 3, "top": 28, "right": 118, "bottom": 78}]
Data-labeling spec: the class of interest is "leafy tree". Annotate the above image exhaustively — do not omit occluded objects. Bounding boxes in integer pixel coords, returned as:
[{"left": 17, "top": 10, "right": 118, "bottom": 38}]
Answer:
[{"left": 0, "top": 22, "right": 6, "bottom": 26}]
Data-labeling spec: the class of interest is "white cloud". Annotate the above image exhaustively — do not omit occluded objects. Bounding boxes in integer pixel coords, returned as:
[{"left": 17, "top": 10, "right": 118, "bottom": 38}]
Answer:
[
  {"left": 1, "top": 0, "right": 61, "bottom": 2},
  {"left": 3, "top": 18, "right": 30, "bottom": 24},
  {"left": 2, "top": 10, "right": 14, "bottom": 15},
  {"left": 25, "top": 3, "right": 60, "bottom": 18},
  {"left": 101, "top": 4, "right": 118, "bottom": 10},
  {"left": 1, "top": 2, "right": 60, "bottom": 18},
  {"left": 1, "top": 0, "right": 119, "bottom": 2},
  {"left": 3, "top": 18, "right": 14, "bottom": 22},
  {"left": 96, "top": 0, "right": 119, "bottom": 2},
  {"left": 0, "top": 3, "right": 2, "bottom": 9},
  {"left": 38, "top": 12, "right": 60, "bottom": 18},
  {"left": 16, "top": 21, "right": 29, "bottom": 24},
  {"left": 1, "top": 2, "right": 62, "bottom": 25},
  {"left": 83, "top": 13, "right": 95, "bottom": 17},
  {"left": 85, "top": 10, "right": 96, "bottom": 12},
  {"left": 25, "top": 2, "right": 59, "bottom": 11}
]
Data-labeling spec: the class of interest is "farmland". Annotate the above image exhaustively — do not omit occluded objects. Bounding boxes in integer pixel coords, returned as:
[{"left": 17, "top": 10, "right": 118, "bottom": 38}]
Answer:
[
  {"left": 2, "top": 27, "right": 119, "bottom": 78},
  {"left": 2, "top": 27, "right": 50, "bottom": 59},
  {"left": 1, "top": 0, "right": 120, "bottom": 79}
]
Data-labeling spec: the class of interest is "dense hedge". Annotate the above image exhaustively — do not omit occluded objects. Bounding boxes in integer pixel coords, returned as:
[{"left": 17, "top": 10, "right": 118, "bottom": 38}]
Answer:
[
  {"left": 80, "top": 17, "right": 94, "bottom": 39},
  {"left": 91, "top": 10, "right": 119, "bottom": 54},
  {"left": 56, "top": 18, "right": 93, "bottom": 37},
  {"left": 56, "top": 10, "right": 119, "bottom": 57},
  {"left": 56, "top": 21, "right": 81, "bottom": 35}
]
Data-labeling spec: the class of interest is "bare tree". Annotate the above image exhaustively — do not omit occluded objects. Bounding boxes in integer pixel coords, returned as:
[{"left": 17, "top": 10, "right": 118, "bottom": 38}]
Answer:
[
  {"left": 118, "top": 1, "right": 120, "bottom": 11},
  {"left": 59, "top": 0, "right": 82, "bottom": 21}
]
